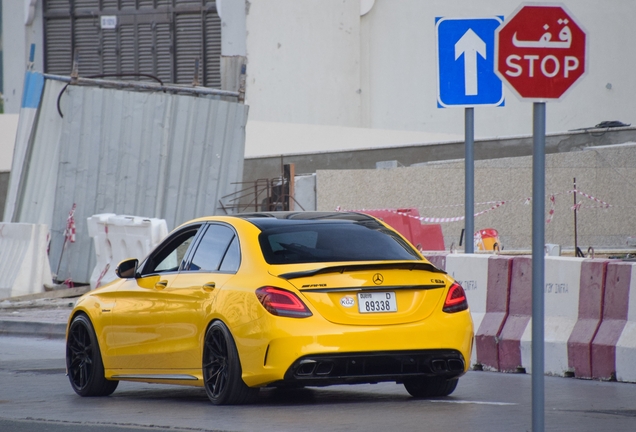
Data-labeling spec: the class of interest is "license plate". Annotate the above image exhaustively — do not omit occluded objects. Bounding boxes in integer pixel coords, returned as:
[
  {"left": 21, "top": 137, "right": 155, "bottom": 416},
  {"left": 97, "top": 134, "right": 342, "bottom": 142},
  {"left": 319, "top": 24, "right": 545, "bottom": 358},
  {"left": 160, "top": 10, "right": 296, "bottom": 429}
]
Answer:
[{"left": 357, "top": 292, "right": 397, "bottom": 313}]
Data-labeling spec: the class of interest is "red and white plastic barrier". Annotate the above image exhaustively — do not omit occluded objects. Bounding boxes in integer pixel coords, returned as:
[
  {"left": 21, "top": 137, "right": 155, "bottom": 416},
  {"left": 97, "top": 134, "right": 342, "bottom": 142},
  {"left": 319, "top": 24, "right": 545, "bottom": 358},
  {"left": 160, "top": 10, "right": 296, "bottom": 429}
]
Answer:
[{"left": 87, "top": 214, "right": 168, "bottom": 288}]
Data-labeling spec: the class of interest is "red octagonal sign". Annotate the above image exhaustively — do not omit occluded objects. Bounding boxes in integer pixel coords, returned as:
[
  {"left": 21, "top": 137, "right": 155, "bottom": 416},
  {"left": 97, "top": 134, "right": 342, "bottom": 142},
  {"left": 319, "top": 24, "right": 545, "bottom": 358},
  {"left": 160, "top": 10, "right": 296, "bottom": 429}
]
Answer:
[{"left": 496, "top": 4, "right": 587, "bottom": 100}]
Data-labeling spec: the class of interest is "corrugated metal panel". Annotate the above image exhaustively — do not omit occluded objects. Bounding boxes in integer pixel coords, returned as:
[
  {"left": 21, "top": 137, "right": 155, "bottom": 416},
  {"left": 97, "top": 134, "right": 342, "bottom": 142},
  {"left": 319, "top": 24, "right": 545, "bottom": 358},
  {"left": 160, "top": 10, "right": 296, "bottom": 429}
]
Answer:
[
  {"left": 14, "top": 80, "right": 67, "bottom": 227},
  {"left": 13, "top": 79, "right": 247, "bottom": 283}
]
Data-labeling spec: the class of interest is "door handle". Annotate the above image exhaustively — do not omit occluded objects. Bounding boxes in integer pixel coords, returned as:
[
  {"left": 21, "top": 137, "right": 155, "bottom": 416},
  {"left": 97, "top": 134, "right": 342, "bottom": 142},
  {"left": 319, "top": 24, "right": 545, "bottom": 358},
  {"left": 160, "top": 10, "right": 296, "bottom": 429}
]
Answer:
[
  {"left": 155, "top": 280, "right": 168, "bottom": 290},
  {"left": 203, "top": 282, "right": 216, "bottom": 292}
]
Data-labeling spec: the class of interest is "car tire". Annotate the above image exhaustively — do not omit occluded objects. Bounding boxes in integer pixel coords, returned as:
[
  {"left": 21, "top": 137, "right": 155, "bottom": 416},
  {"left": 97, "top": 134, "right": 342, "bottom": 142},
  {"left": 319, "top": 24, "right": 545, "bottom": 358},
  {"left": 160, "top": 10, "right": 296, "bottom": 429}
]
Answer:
[
  {"left": 202, "top": 321, "right": 259, "bottom": 405},
  {"left": 66, "top": 314, "right": 119, "bottom": 397},
  {"left": 403, "top": 376, "right": 458, "bottom": 398}
]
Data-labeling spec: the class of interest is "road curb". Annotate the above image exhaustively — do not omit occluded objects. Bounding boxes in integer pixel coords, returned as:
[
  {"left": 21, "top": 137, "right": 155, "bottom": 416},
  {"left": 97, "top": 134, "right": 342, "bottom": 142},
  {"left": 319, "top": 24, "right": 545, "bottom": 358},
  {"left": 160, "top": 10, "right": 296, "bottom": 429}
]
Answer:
[{"left": 0, "top": 320, "right": 66, "bottom": 339}]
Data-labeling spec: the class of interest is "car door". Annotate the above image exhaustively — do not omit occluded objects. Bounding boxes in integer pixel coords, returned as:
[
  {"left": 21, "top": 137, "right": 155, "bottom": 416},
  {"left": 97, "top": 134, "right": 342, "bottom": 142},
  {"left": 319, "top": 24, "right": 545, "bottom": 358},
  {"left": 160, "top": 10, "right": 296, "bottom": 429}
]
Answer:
[
  {"left": 106, "top": 224, "right": 202, "bottom": 370},
  {"left": 160, "top": 223, "right": 241, "bottom": 369}
]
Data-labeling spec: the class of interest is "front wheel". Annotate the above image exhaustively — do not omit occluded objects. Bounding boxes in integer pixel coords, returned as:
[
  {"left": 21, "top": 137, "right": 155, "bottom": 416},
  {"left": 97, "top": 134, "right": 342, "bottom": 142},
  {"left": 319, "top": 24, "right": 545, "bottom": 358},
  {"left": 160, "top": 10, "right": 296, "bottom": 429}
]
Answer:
[
  {"left": 403, "top": 376, "right": 458, "bottom": 398},
  {"left": 66, "top": 314, "right": 118, "bottom": 396},
  {"left": 202, "top": 321, "right": 259, "bottom": 405}
]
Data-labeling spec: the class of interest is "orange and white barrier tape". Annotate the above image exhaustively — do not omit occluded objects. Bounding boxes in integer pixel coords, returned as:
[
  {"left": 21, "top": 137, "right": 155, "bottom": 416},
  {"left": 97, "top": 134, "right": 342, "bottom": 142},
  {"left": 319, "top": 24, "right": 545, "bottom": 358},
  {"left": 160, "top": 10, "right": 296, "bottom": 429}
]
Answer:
[{"left": 337, "top": 188, "right": 619, "bottom": 224}]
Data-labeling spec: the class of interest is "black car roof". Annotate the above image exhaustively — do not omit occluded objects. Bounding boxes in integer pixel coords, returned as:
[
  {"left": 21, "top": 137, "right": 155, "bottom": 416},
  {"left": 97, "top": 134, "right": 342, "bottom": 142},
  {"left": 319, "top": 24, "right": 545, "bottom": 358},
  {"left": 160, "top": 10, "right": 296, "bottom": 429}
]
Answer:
[{"left": 232, "top": 211, "right": 380, "bottom": 230}]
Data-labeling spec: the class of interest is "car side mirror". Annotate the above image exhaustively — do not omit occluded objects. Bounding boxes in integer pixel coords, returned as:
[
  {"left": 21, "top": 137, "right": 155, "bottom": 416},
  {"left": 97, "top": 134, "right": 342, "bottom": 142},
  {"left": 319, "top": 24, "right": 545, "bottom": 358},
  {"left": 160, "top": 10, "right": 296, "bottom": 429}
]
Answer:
[{"left": 116, "top": 258, "right": 139, "bottom": 279}]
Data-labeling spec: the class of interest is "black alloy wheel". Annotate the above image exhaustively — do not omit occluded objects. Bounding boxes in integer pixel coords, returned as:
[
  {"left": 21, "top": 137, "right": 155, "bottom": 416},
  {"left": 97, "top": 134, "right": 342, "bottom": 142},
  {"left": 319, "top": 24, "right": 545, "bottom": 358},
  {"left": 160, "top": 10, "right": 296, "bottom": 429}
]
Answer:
[
  {"left": 202, "top": 321, "right": 259, "bottom": 405},
  {"left": 66, "top": 314, "right": 118, "bottom": 396},
  {"left": 403, "top": 376, "right": 458, "bottom": 398}
]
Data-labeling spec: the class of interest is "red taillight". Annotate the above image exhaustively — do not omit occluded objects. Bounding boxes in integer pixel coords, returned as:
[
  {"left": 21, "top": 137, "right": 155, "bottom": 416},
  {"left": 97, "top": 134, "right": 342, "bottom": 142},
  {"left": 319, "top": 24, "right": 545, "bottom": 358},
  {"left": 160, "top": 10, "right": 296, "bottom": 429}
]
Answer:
[
  {"left": 255, "top": 286, "right": 313, "bottom": 318},
  {"left": 443, "top": 282, "right": 468, "bottom": 313}
]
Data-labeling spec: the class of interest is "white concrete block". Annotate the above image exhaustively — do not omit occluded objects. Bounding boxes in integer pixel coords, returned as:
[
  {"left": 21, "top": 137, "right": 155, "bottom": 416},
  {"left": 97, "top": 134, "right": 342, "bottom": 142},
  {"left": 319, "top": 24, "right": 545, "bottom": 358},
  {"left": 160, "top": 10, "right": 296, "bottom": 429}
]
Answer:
[
  {"left": 0, "top": 223, "right": 53, "bottom": 298},
  {"left": 520, "top": 257, "right": 582, "bottom": 375},
  {"left": 445, "top": 253, "right": 490, "bottom": 366},
  {"left": 615, "top": 263, "right": 636, "bottom": 382}
]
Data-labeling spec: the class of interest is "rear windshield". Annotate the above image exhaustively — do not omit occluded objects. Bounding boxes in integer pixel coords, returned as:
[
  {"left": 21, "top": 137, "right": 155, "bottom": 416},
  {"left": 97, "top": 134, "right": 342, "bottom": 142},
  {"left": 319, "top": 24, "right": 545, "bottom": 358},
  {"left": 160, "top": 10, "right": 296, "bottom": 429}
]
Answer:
[{"left": 259, "top": 222, "right": 421, "bottom": 264}]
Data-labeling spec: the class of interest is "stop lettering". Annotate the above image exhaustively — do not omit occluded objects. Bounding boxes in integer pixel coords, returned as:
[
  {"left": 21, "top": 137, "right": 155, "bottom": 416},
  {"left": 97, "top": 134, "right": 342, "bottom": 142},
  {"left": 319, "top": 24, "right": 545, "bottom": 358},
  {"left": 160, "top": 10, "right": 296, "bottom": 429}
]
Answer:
[{"left": 496, "top": 5, "right": 587, "bottom": 100}]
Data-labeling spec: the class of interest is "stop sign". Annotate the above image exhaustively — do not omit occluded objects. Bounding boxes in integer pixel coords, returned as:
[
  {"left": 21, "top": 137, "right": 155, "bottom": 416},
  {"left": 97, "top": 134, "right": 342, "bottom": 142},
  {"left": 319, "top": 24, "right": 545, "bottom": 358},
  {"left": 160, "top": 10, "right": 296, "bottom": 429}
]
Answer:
[{"left": 496, "top": 4, "right": 587, "bottom": 100}]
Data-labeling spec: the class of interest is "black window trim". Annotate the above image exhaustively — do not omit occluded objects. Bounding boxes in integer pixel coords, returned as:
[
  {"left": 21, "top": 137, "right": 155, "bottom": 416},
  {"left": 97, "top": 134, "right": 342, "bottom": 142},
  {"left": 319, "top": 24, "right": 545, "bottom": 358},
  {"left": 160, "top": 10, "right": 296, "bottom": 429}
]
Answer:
[
  {"left": 182, "top": 222, "right": 242, "bottom": 274},
  {"left": 138, "top": 222, "right": 204, "bottom": 277}
]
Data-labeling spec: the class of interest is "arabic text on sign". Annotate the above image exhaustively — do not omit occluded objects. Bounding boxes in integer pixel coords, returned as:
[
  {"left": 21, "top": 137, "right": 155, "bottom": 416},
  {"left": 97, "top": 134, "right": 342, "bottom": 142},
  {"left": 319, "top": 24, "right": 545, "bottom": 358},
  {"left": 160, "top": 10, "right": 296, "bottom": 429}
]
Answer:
[{"left": 512, "top": 22, "right": 572, "bottom": 49}]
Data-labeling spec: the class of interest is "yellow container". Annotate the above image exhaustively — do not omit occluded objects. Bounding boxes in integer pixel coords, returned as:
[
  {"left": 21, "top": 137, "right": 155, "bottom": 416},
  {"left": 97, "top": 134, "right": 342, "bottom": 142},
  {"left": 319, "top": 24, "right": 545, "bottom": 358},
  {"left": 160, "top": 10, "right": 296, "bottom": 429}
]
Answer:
[{"left": 475, "top": 229, "right": 501, "bottom": 251}]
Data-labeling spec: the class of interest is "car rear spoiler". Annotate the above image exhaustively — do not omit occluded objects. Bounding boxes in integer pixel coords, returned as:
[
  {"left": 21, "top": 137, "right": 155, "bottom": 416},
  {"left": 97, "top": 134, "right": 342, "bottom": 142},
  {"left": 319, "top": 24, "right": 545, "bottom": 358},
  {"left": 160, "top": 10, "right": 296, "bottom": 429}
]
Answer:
[{"left": 277, "top": 262, "right": 446, "bottom": 280}]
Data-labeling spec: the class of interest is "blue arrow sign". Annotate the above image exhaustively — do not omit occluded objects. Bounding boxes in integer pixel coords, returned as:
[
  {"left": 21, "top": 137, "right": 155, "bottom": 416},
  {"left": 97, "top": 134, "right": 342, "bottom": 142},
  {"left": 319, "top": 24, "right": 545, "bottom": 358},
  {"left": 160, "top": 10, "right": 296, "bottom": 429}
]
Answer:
[{"left": 436, "top": 17, "right": 504, "bottom": 107}]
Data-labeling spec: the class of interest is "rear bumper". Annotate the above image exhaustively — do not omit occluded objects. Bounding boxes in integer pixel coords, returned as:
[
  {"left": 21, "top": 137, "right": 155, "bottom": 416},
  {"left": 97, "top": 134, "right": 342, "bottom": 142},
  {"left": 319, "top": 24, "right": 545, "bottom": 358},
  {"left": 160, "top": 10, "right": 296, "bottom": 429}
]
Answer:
[
  {"left": 274, "top": 349, "right": 466, "bottom": 387},
  {"left": 235, "top": 309, "right": 473, "bottom": 387}
]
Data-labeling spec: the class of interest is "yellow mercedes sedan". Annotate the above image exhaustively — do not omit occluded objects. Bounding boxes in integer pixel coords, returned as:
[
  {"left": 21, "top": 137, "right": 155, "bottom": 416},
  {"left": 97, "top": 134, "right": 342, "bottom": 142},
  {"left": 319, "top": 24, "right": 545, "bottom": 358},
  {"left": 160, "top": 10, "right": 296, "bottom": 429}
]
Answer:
[{"left": 66, "top": 212, "right": 473, "bottom": 405}]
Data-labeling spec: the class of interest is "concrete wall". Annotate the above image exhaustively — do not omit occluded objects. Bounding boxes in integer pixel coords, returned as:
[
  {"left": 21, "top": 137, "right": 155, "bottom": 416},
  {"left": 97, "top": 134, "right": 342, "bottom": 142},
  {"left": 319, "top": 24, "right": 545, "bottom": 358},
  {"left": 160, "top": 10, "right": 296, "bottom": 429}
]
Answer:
[
  {"left": 245, "top": 0, "right": 362, "bottom": 127},
  {"left": 243, "top": 127, "right": 636, "bottom": 185},
  {"left": 243, "top": 0, "right": 636, "bottom": 138},
  {"left": 1, "top": 1, "right": 44, "bottom": 113},
  {"left": 4, "top": 1, "right": 636, "bottom": 140},
  {"left": 315, "top": 143, "right": 636, "bottom": 251}
]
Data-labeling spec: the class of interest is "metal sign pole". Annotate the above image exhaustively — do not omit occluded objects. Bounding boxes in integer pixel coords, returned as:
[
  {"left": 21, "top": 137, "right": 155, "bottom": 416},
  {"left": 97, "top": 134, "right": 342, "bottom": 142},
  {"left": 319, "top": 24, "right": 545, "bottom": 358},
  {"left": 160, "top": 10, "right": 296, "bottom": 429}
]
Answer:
[
  {"left": 532, "top": 102, "right": 546, "bottom": 432},
  {"left": 465, "top": 107, "right": 475, "bottom": 254}
]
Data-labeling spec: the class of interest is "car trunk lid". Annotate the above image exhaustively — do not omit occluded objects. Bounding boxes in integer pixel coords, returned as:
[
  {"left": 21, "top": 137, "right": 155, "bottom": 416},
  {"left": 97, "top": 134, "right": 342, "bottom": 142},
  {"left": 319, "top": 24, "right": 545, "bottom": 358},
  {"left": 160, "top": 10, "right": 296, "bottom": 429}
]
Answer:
[{"left": 274, "top": 261, "right": 450, "bottom": 326}]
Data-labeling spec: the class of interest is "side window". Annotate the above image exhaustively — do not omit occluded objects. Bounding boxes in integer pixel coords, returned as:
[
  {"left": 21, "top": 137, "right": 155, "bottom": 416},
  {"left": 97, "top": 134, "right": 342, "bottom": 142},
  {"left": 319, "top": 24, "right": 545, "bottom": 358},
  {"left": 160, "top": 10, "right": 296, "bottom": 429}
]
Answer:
[
  {"left": 219, "top": 236, "right": 240, "bottom": 272},
  {"left": 142, "top": 226, "right": 200, "bottom": 275},
  {"left": 189, "top": 224, "right": 237, "bottom": 272}
]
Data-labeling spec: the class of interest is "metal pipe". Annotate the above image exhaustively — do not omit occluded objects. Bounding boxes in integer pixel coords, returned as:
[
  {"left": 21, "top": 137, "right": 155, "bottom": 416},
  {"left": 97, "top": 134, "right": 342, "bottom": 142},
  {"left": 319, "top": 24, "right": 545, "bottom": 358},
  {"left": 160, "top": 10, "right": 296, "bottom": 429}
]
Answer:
[
  {"left": 464, "top": 107, "right": 475, "bottom": 254},
  {"left": 43, "top": 73, "right": 240, "bottom": 98},
  {"left": 532, "top": 102, "right": 546, "bottom": 432},
  {"left": 573, "top": 177, "right": 579, "bottom": 255}
]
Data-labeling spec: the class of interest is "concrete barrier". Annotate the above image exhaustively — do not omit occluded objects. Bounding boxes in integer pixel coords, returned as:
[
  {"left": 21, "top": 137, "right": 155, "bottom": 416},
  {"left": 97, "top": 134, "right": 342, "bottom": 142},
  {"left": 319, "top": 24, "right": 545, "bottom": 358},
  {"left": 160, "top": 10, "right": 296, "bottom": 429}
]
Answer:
[
  {"left": 592, "top": 261, "right": 632, "bottom": 380},
  {"left": 0, "top": 223, "right": 53, "bottom": 299},
  {"left": 87, "top": 214, "right": 168, "bottom": 288},
  {"left": 567, "top": 259, "right": 607, "bottom": 379},
  {"left": 474, "top": 256, "right": 513, "bottom": 371},
  {"left": 446, "top": 254, "right": 490, "bottom": 366},
  {"left": 520, "top": 257, "right": 583, "bottom": 375},
  {"left": 424, "top": 254, "right": 447, "bottom": 271},
  {"left": 498, "top": 256, "right": 532, "bottom": 372},
  {"left": 616, "top": 262, "right": 636, "bottom": 382}
]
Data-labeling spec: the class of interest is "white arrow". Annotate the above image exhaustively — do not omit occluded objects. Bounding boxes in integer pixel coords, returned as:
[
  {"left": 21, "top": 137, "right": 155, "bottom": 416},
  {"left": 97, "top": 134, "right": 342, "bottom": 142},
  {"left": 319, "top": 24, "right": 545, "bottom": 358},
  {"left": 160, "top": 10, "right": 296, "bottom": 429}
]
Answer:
[{"left": 454, "top": 29, "right": 487, "bottom": 96}]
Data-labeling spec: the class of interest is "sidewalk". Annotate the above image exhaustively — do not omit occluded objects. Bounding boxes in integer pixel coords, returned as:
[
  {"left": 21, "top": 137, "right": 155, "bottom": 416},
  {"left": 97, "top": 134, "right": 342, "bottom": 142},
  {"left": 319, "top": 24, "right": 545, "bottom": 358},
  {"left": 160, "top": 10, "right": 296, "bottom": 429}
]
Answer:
[{"left": 0, "top": 293, "right": 83, "bottom": 339}]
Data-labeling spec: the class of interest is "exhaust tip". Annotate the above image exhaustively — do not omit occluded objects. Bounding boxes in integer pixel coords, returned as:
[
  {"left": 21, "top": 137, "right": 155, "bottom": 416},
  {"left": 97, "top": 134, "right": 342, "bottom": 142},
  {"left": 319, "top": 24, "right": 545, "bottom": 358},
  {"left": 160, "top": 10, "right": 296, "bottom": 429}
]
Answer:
[
  {"left": 431, "top": 359, "right": 448, "bottom": 372},
  {"left": 448, "top": 359, "right": 465, "bottom": 372}
]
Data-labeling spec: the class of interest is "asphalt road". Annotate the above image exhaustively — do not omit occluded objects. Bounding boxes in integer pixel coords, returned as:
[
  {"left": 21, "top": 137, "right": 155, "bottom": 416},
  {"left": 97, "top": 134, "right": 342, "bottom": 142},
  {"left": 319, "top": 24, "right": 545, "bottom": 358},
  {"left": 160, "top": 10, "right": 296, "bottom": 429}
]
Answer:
[{"left": 1, "top": 335, "right": 636, "bottom": 432}]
